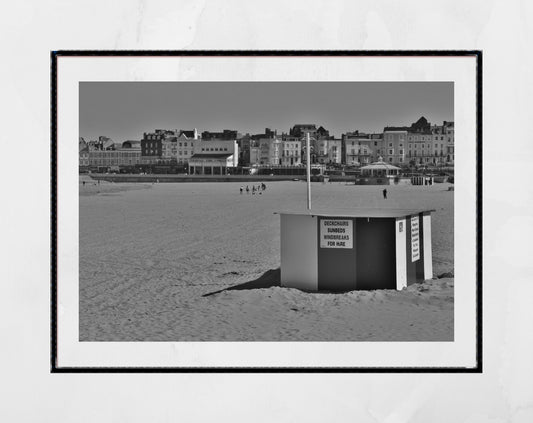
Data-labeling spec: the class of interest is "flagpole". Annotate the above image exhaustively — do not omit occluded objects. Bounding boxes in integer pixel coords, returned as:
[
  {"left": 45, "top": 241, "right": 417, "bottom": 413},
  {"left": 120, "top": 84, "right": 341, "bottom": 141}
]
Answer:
[{"left": 306, "top": 132, "right": 311, "bottom": 210}]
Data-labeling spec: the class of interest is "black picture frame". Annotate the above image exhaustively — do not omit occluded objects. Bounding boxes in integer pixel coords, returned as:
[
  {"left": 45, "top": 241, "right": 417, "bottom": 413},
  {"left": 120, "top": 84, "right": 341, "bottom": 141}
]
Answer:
[{"left": 51, "top": 50, "right": 482, "bottom": 373}]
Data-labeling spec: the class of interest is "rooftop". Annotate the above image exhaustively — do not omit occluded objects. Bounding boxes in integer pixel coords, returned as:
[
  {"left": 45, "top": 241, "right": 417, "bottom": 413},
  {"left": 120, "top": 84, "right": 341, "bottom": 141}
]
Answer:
[
  {"left": 190, "top": 153, "right": 233, "bottom": 159},
  {"left": 360, "top": 159, "right": 401, "bottom": 170}
]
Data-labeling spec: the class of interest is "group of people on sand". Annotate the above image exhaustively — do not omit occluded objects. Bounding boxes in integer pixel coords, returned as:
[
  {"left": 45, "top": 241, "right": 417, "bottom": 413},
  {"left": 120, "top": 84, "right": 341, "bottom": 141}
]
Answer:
[{"left": 240, "top": 183, "right": 266, "bottom": 195}]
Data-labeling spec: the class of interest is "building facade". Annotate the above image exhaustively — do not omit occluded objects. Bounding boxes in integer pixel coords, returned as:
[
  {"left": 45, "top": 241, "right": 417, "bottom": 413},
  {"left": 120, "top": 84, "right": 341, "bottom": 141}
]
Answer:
[
  {"left": 188, "top": 140, "right": 239, "bottom": 175},
  {"left": 314, "top": 138, "right": 342, "bottom": 165},
  {"left": 141, "top": 130, "right": 166, "bottom": 164},
  {"left": 79, "top": 147, "right": 89, "bottom": 169},
  {"left": 87, "top": 141, "right": 141, "bottom": 169},
  {"left": 258, "top": 137, "right": 282, "bottom": 165},
  {"left": 141, "top": 128, "right": 198, "bottom": 165},
  {"left": 382, "top": 130, "right": 408, "bottom": 165},
  {"left": 176, "top": 133, "right": 195, "bottom": 164},
  {"left": 281, "top": 139, "right": 301, "bottom": 166},
  {"left": 342, "top": 132, "right": 383, "bottom": 166},
  {"left": 384, "top": 117, "right": 455, "bottom": 167}
]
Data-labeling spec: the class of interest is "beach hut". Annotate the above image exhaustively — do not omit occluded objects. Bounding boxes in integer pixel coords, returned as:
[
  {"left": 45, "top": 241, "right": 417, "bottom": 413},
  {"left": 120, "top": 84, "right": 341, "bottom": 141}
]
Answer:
[{"left": 277, "top": 208, "right": 434, "bottom": 292}]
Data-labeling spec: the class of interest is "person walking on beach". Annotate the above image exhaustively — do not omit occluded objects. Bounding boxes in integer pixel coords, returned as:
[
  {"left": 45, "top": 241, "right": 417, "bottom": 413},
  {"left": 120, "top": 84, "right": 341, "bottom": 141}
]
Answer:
[
  {"left": 382, "top": 188, "right": 387, "bottom": 199},
  {"left": 246, "top": 185, "right": 250, "bottom": 194},
  {"left": 252, "top": 186, "right": 256, "bottom": 195},
  {"left": 240, "top": 186, "right": 243, "bottom": 194}
]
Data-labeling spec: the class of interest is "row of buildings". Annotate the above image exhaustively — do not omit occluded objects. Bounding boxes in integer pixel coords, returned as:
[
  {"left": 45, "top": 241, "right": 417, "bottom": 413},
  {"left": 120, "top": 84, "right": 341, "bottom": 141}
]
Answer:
[{"left": 79, "top": 117, "right": 454, "bottom": 174}]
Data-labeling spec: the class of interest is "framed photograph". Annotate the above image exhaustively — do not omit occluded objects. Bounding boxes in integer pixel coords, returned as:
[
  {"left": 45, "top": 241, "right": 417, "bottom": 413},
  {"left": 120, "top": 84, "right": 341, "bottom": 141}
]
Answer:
[{"left": 51, "top": 50, "right": 481, "bottom": 372}]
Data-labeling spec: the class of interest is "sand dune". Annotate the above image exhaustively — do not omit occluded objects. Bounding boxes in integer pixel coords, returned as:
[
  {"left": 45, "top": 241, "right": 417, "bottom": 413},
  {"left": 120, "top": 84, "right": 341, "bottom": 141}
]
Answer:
[{"left": 79, "top": 180, "right": 454, "bottom": 341}]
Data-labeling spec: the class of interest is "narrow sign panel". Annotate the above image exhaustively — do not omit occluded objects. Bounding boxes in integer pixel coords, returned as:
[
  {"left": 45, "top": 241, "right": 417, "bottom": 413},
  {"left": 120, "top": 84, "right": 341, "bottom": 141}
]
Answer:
[
  {"left": 320, "top": 219, "right": 353, "bottom": 249},
  {"left": 411, "top": 215, "right": 420, "bottom": 261}
]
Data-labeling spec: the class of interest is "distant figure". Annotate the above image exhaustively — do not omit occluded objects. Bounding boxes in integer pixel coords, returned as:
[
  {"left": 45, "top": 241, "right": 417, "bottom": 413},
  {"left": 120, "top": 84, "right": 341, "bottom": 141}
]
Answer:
[
  {"left": 240, "top": 186, "right": 243, "bottom": 194},
  {"left": 246, "top": 185, "right": 250, "bottom": 194},
  {"left": 382, "top": 188, "right": 387, "bottom": 199},
  {"left": 97, "top": 180, "right": 100, "bottom": 185},
  {"left": 82, "top": 181, "right": 86, "bottom": 186},
  {"left": 261, "top": 183, "right": 266, "bottom": 191},
  {"left": 252, "top": 186, "right": 256, "bottom": 194}
]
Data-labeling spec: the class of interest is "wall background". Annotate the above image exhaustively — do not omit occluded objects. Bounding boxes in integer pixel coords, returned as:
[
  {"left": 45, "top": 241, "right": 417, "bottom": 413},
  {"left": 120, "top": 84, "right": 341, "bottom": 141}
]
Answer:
[{"left": 1, "top": 0, "right": 532, "bottom": 421}]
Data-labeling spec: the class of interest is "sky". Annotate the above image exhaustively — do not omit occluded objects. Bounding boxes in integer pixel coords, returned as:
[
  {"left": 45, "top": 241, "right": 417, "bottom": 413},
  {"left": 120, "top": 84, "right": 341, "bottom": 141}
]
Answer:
[{"left": 79, "top": 82, "right": 453, "bottom": 142}]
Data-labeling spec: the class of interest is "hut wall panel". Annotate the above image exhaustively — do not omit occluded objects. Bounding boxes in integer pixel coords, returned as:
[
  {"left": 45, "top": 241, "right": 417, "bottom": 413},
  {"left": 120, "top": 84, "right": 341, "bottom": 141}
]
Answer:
[
  {"left": 317, "top": 217, "right": 357, "bottom": 291},
  {"left": 280, "top": 214, "right": 318, "bottom": 291},
  {"left": 416, "top": 212, "right": 426, "bottom": 281},
  {"left": 395, "top": 217, "right": 407, "bottom": 290},
  {"left": 355, "top": 218, "right": 396, "bottom": 290},
  {"left": 406, "top": 215, "right": 418, "bottom": 285},
  {"left": 422, "top": 212, "right": 433, "bottom": 279}
]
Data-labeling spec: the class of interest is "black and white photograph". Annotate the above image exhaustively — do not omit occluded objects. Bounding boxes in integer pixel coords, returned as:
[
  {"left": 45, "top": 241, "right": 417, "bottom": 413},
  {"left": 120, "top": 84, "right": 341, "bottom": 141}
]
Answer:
[
  {"left": 52, "top": 52, "right": 480, "bottom": 370},
  {"left": 78, "top": 81, "right": 456, "bottom": 343}
]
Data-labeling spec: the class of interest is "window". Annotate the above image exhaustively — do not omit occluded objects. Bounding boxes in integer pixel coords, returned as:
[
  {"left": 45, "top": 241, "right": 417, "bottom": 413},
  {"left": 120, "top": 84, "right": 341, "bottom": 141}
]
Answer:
[
  {"left": 389, "top": 158, "right": 393, "bottom": 162},
  {"left": 389, "top": 149, "right": 393, "bottom": 155},
  {"left": 179, "top": 143, "right": 182, "bottom": 147},
  {"left": 389, "top": 143, "right": 393, "bottom": 147},
  {"left": 184, "top": 142, "right": 187, "bottom": 147},
  {"left": 201, "top": 148, "right": 205, "bottom": 151},
  {"left": 399, "top": 143, "right": 403, "bottom": 147}
]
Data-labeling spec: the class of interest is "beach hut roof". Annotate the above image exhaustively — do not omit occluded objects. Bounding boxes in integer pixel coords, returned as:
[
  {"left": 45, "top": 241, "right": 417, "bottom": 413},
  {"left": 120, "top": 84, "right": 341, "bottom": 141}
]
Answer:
[{"left": 276, "top": 208, "right": 435, "bottom": 218}]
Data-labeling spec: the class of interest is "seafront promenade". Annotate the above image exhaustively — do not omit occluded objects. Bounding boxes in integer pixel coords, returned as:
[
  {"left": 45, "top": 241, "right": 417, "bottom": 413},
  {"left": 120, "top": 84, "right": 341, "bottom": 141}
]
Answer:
[{"left": 87, "top": 173, "right": 349, "bottom": 183}]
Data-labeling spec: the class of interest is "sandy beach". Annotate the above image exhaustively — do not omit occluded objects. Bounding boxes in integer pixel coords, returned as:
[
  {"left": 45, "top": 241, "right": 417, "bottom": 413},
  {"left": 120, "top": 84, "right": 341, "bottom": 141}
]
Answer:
[{"left": 79, "top": 177, "right": 454, "bottom": 341}]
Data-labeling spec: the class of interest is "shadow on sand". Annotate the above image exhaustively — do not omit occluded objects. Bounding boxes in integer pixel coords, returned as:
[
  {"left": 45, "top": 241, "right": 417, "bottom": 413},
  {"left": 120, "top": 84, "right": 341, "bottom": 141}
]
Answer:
[{"left": 203, "top": 268, "right": 281, "bottom": 297}]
